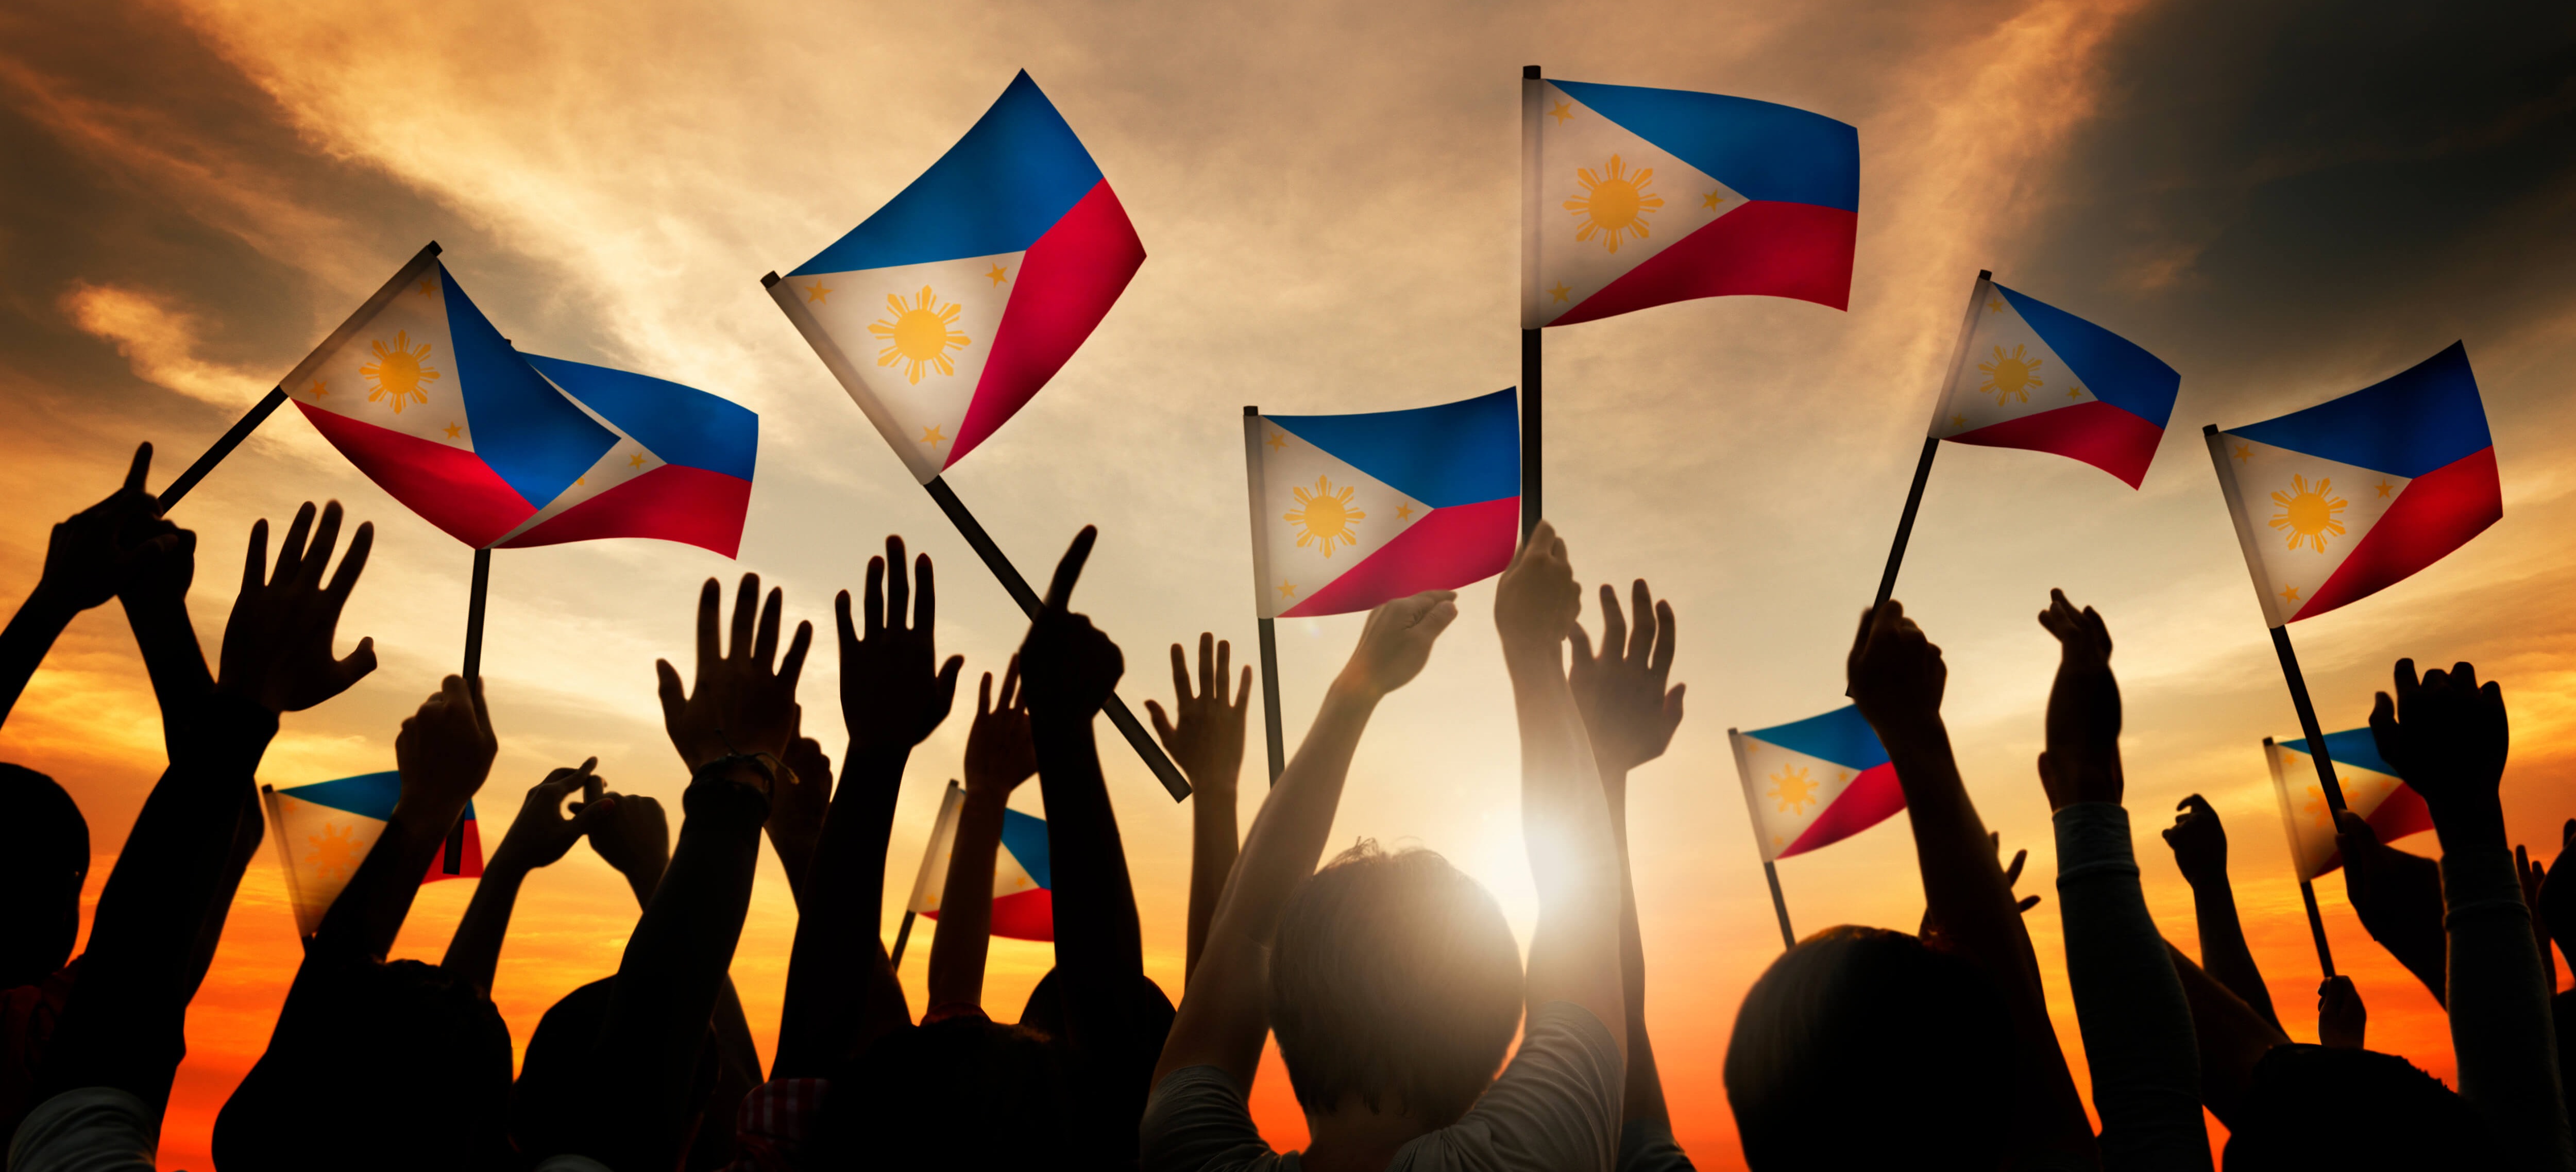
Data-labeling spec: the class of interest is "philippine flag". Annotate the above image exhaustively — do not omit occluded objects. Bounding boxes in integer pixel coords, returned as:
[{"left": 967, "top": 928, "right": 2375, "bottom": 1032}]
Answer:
[
  {"left": 769, "top": 71, "right": 1145, "bottom": 484},
  {"left": 1523, "top": 77, "right": 1857, "bottom": 327},
  {"left": 1245, "top": 389, "right": 1520, "bottom": 620},
  {"left": 260, "top": 773, "right": 483, "bottom": 937},
  {"left": 1929, "top": 275, "right": 2180, "bottom": 488},
  {"left": 489, "top": 356, "right": 760, "bottom": 557},
  {"left": 2208, "top": 343, "right": 2502, "bottom": 627},
  {"left": 904, "top": 782, "right": 1055, "bottom": 943},
  {"left": 281, "top": 246, "right": 620, "bottom": 548},
  {"left": 1729, "top": 707, "right": 1904, "bottom": 862},
  {"left": 2265, "top": 731, "right": 2434, "bottom": 881}
]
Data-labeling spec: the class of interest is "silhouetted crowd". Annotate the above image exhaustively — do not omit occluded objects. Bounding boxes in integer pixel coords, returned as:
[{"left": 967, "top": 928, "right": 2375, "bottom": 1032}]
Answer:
[{"left": 4, "top": 447, "right": 2572, "bottom": 1170}]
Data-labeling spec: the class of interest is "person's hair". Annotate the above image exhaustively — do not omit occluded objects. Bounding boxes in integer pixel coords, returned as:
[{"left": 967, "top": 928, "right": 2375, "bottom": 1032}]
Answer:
[
  {"left": 0, "top": 764, "right": 88, "bottom": 986},
  {"left": 1724, "top": 925, "right": 2015, "bottom": 1169},
  {"left": 810, "top": 1015, "right": 1071, "bottom": 1169},
  {"left": 1267, "top": 841, "right": 1523, "bottom": 1127},
  {"left": 512, "top": 977, "right": 724, "bottom": 1165},
  {"left": 214, "top": 958, "right": 513, "bottom": 1172},
  {"left": 2223, "top": 1043, "right": 2503, "bottom": 1169}
]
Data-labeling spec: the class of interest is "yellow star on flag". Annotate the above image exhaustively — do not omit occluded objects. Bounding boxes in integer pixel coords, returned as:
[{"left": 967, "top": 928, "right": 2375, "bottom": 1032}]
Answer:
[
  {"left": 1264, "top": 430, "right": 1287, "bottom": 452},
  {"left": 2280, "top": 584, "right": 2301, "bottom": 603},
  {"left": 1549, "top": 282, "right": 1571, "bottom": 304},
  {"left": 308, "top": 379, "right": 328, "bottom": 398},
  {"left": 1702, "top": 190, "right": 1722, "bottom": 210},
  {"left": 443, "top": 422, "right": 462, "bottom": 439},
  {"left": 803, "top": 281, "right": 832, "bottom": 304},
  {"left": 1396, "top": 504, "right": 1413, "bottom": 521},
  {"left": 985, "top": 263, "right": 1009, "bottom": 287},
  {"left": 2068, "top": 386, "right": 2084, "bottom": 398},
  {"left": 418, "top": 279, "right": 435, "bottom": 297},
  {"left": 1988, "top": 297, "right": 2005, "bottom": 313},
  {"left": 1278, "top": 582, "right": 1297, "bottom": 598},
  {"left": 1950, "top": 413, "right": 1967, "bottom": 429},
  {"left": 921, "top": 425, "right": 948, "bottom": 448},
  {"left": 628, "top": 453, "right": 646, "bottom": 468},
  {"left": 2233, "top": 442, "right": 2252, "bottom": 462},
  {"left": 1548, "top": 100, "right": 1573, "bottom": 125},
  {"left": 2375, "top": 480, "right": 2394, "bottom": 497}
]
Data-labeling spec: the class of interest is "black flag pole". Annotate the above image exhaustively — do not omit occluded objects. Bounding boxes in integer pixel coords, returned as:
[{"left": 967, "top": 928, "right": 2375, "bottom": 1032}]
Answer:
[
  {"left": 1244, "top": 407, "right": 1287, "bottom": 786},
  {"left": 1869, "top": 269, "right": 1991, "bottom": 610},
  {"left": 1521, "top": 64, "right": 1544, "bottom": 542},
  {"left": 158, "top": 242, "right": 446, "bottom": 513},
  {"left": 442, "top": 545, "right": 492, "bottom": 876}
]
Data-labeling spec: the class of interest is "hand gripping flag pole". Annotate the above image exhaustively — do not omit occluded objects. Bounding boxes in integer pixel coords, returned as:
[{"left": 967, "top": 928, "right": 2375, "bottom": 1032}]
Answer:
[{"left": 2263, "top": 736, "right": 2338, "bottom": 979}]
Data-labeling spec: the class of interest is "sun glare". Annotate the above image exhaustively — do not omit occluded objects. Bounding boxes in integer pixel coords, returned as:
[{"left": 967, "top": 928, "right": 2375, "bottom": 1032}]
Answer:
[
  {"left": 2269, "top": 474, "right": 2349, "bottom": 552},
  {"left": 868, "top": 286, "right": 971, "bottom": 385},
  {"left": 1285, "top": 475, "right": 1366, "bottom": 557},
  {"left": 1566, "top": 155, "right": 1664, "bottom": 253},
  {"left": 1976, "top": 344, "right": 2045, "bottom": 404},
  {"left": 1768, "top": 765, "right": 1819, "bottom": 815},
  {"left": 360, "top": 330, "right": 438, "bottom": 413}
]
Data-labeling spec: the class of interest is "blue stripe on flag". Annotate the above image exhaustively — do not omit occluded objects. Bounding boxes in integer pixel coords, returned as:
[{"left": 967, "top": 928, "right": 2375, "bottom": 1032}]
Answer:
[
  {"left": 1268, "top": 388, "right": 1520, "bottom": 508},
  {"left": 1996, "top": 284, "right": 2179, "bottom": 428},
  {"left": 524, "top": 356, "right": 759, "bottom": 481},
  {"left": 789, "top": 72, "right": 1105, "bottom": 275},
  {"left": 1553, "top": 80, "right": 1858, "bottom": 212},
  {"left": 2284, "top": 728, "right": 2399, "bottom": 779},
  {"left": 440, "top": 266, "right": 619, "bottom": 508},
  {"left": 1743, "top": 705, "right": 1889, "bottom": 772},
  {"left": 2231, "top": 342, "right": 2490, "bottom": 478},
  {"left": 999, "top": 806, "right": 1052, "bottom": 889},
  {"left": 277, "top": 772, "right": 477, "bottom": 823}
]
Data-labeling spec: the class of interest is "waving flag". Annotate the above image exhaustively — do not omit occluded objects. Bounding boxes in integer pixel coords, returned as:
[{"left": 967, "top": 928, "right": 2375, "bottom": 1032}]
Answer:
[
  {"left": 2207, "top": 343, "right": 2501, "bottom": 626},
  {"left": 260, "top": 773, "right": 482, "bottom": 937},
  {"left": 769, "top": 71, "right": 1144, "bottom": 483},
  {"left": 1929, "top": 275, "right": 2179, "bottom": 488},
  {"left": 1523, "top": 78, "right": 1857, "bottom": 327},
  {"left": 282, "top": 247, "right": 619, "bottom": 547},
  {"left": 904, "top": 782, "right": 1054, "bottom": 942},
  {"left": 2265, "top": 732, "right": 2434, "bottom": 881},
  {"left": 1246, "top": 389, "right": 1519, "bottom": 619},
  {"left": 1730, "top": 707, "right": 1903, "bottom": 861},
  {"left": 490, "top": 356, "right": 759, "bottom": 557}
]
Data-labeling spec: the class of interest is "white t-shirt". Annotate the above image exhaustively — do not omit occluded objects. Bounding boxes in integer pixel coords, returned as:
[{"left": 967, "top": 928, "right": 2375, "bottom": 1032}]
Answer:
[
  {"left": 1141, "top": 1001, "right": 1623, "bottom": 1172},
  {"left": 7, "top": 1087, "right": 156, "bottom": 1172}
]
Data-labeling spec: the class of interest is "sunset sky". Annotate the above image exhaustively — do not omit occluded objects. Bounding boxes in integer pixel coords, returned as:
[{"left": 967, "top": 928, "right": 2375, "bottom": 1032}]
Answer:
[{"left": 7, "top": 2, "right": 2576, "bottom": 1168}]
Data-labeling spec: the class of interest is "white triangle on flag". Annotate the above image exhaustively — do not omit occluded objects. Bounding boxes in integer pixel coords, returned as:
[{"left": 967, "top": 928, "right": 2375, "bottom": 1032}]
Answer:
[
  {"left": 787, "top": 250, "right": 1024, "bottom": 481},
  {"left": 1731, "top": 733, "right": 1870, "bottom": 863},
  {"left": 1932, "top": 286, "right": 2093, "bottom": 436},
  {"left": 289, "top": 268, "right": 477, "bottom": 453},
  {"left": 2216, "top": 433, "right": 2411, "bottom": 625},
  {"left": 1248, "top": 417, "right": 1432, "bottom": 620},
  {"left": 1528, "top": 80, "right": 1742, "bottom": 327}
]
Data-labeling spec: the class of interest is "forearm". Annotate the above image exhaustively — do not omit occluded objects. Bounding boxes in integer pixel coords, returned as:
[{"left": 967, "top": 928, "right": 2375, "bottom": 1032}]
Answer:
[
  {"left": 774, "top": 747, "right": 910, "bottom": 1077},
  {"left": 2187, "top": 876, "right": 2279, "bottom": 1030},
  {"left": 119, "top": 590, "right": 212, "bottom": 744},
  {"left": 1034, "top": 712, "right": 1142, "bottom": 986},
  {"left": 182, "top": 790, "right": 266, "bottom": 1005},
  {"left": 1185, "top": 782, "right": 1239, "bottom": 984},
  {"left": 2440, "top": 812, "right": 2576, "bottom": 1172},
  {"left": 1606, "top": 775, "right": 1668, "bottom": 1127},
  {"left": 2166, "top": 942, "right": 2287, "bottom": 1130},
  {"left": 1505, "top": 645, "right": 1623, "bottom": 1048},
  {"left": 927, "top": 788, "right": 1008, "bottom": 1008},
  {"left": 314, "top": 800, "right": 458, "bottom": 961},
  {"left": 440, "top": 859, "right": 531, "bottom": 995},
  {"left": 2055, "top": 803, "right": 2210, "bottom": 1169},
  {"left": 0, "top": 590, "right": 75, "bottom": 727}
]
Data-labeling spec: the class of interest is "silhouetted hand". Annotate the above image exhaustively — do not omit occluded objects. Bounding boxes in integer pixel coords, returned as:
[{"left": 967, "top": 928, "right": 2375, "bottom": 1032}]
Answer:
[
  {"left": 1569, "top": 579, "right": 1684, "bottom": 776},
  {"left": 836, "top": 536, "right": 961, "bottom": 753},
  {"left": 2336, "top": 809, "right": 2448, "bottom": 1000},
  {"left": 35, "top": 443, "right": 182, "bottom": 614},
  {"left": 490, "top": 760, "right": 614, "bottom": 873},
  {"left": 217, "top": 501, "right": 376, "bottom": 713},
  {"left": 2036, "top": 589, "right": 2121, "bottom": 810},
  {"left": 2369, "top": 659, "right": 2509, "bottom": 838},
  {"left": 394, "top": 675, "right": 496, "bottom": 824},
  {"left": 1331, "top": 591, "right": 1459, "bottom": 701},
  {"left": 967, "top": 656, "right": 1038, "bottom": 798},
  {"left": 2539, "top": 819, "right": 2576, "bottom": 963},
  {"left": 1923, "top": 832, "right": 2040, "bottom": 942},
  {"left": 1146, "top": 635, "right": 1249, "bottom": 792},
  {"left": 2164, "top": 794, "right": 2229, "bottom": 889},
  {"left": 588, "top": 791, "right": 672, "bottom": 895},
  {"left": 1494, "top": 519, "right": 1579, "bottom": 663},
  {"left": 658, "top": 574, "right": 812, "bottom": 772},
  {"left": 2318, "top": 976, "right": 2365, "bottom": 1049},
  {"left": 1018, "top": 527, "right": 1123, "bottom": 719},
  {"left": 1846, "top": 600, "right": 1945, "bottom": 737},
  {"left": 768, "top": 720, "right": 833, "bottom": 888}
]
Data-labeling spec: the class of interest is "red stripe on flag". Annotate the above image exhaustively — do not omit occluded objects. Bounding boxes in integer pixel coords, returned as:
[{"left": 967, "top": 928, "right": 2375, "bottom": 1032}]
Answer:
[
  {"left": 1279, "top": 497, "right": 1520, "bottom": 618},
  {"left": 1776, "top": 761, "right": 1904, "bottom": 859},
  {"left": 423, "top": 817, "right": 483, "bottom": 882},
  {"left": 2308, "top": 782, "right": 2435, "bottom": 877},
  {"left": 989, "top": 888, "right": 1055, "bottom": 943},
  {"left": 296, "top": 403, "right": 534, "bottom": 547},
  {"left": 2296, "top": 447, "right": 2501, "bottom": 622},
  {"left": 950, "top": 180, "right": 1146, "bottom": 466},
  {"left": 496, "top": 465, "right": 753, "bottom": 557},
  {"left": 1554, "top": 200, "right": 1856, "bottom": 325},
  {"left": 1946, "top": 400, "right": 2165, "bottom": 488}
]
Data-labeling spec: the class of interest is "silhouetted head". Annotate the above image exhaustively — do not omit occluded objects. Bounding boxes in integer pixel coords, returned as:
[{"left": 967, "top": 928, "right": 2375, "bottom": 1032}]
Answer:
[
  {"left": 2224, "top": 1043, "right": 2502, "bottom": 1170},
  {"left": 511, "top": 977, "right": 723, "bottom": 1165},
  {"left": 0, "top": 764, "right": 87, "bottom": 987},
  {"left": 811, "top": 1015, "right": 1071, "bottom": 1169},
  {"left": 1725, "top": 925, "right": 2015, "bottom": 1169},
  {"left": 1268, "top": 841, "right": 1524, "bottom": 1129},
  {"left": 215, "top": 958, "right": 512, "bottom": 1172}
]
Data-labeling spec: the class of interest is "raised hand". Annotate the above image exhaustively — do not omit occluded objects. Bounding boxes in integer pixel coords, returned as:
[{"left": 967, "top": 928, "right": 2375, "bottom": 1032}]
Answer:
[
  {"left": 1923, "top": 832, "right": 2040, "bottom": 941},
  {"left": 2036, "top": 589, "right": 2122, "bottom": 811},
  {"left": 489, "top": 760, "right": 613, "bottom": 873},
  {"left": 1146, "top": 635, "right": 1249, "bottom": 791},
  {"left": 2335, "top": 809, "right": 2449, "bottom": 1002},
  {"left": 1017, "top": 526, "right": 1122, "bottom": 718},
  {"left": 1570, "top": 579, "right": 1684, "bottom": 777},
  {"left": 393, "top": 675, "right": 497, "bottom": 826},
  {"left": 1335, "top": 590, "right": 1460, "bottom": 701},
  {"left": 658, "top": 575, "right": 812, "bottom": 772},
  {"left": 966, "top": 656, "right": 1038, "bottom": 797},
  {"left": 1494, "top": 518, "right": 1579, "bottom": 663},
  {"left": 36, "top": 443, "right": 181, "bottom": 613},
  {"left": 1845, "top": 599, "right": 1945, "bottom": 738},
  {"left": 588, "top": 791, "right": 673, "bottom": 903},
  {"left": 767, "top": 720, "right": 834, "bottom": 900},
  {"left": 2317, "top": 976, "right": 2366, "bottom": 1049},
  {"left": 217, "top": 501, "right": 376, "bottom": 713},
  {"left": 836, "top": 536, "right": 961, "bottom": 754},
  {"left": 2163, "top": 794, "right": 2229, "bottom": 889},
  {"left": 2369, "top": 659, "right": 2510, "bottom": 838}
]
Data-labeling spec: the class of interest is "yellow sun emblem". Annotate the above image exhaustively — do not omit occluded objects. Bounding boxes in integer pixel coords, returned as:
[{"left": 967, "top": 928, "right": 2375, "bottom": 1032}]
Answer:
[
  {"left": 2302, "top": 785, "right": 2333, "bottom": 830},
  {"left": 306, "top": 823, "right": 363, "bottom": 881},
  {"left": 1285, "top": 475, "right": 1366, "bottom": 557},
  {"left": 868, "top": 286, "right": 971, "bottom": 385},
  {"left": 360, "top": 330, "right": 439, "bottom": 414},
  {"left": 1565, "top": 155, "right": 1664, "bottom": 253},
  {"left": 1769, "top": 765, "right": 1820, "bottom": 815},
  {"left": 1976, "top": 344, "right": 2044, "bottom": 405},
  {"left": 2269, "top": 474, "right": 2348, "bottom": 552}
]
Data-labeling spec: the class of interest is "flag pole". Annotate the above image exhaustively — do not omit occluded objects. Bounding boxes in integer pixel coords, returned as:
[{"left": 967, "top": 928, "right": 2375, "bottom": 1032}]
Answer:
[
  {"left": 1870, "top": 268, "right": 1990, "bottom": 609},
  {"left": 1521, "top": 64, "right": 1544, "bottom": 542},
  {"left": 1728, "top": 728, "right": 1797, "bottom": 950},
  {"left": 1244, "top": 407, "right": 1287, "bottom": 786},
  {"left": 442, "top": 545, "right": 492, "bottom": 876},
  {"left": 2299, "top": 879, "right": 2337, "bottom": 980},
  {"left": 1761, "top": 861, "right": 1795, "bottom": 951},
  {"left": 1255, "top": 619, "right": 1285, "bottom": 786},
  {"left": 2205, "top": 423, "right": 2351, "bottom": 815},
  {"left": 919, "top": 475, "right": 1191, "bottom": 802},
  {"left": 890, "top": 910, "right": 919, "bottom": 968},
  {"left": 2264, "top": 736, "right": 2338, "bottom": 978}
]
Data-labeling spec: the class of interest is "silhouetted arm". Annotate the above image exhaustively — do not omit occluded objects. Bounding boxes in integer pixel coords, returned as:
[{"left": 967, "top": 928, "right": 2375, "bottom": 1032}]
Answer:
[
  {"left": 928, "top": 659, "right": 1033, "bottom": 1010},
  {"left": 1146, "top": 634, "right": 1251, "bottom": 983},
  {"left": 2163, "top": 794, "right": 2280, "bottom": 1031},
  {"left": 441, "top": 762, "right": 608, "bottom": 995},
  {"left": 2335, "top": 811, "right": 2448, "bottom": 1006},
  {"left": 1, "top": 445, "right": 179, "bottom": 730}
]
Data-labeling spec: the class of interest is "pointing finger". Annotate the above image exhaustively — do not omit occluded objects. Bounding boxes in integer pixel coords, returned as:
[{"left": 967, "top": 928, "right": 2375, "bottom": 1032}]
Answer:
[{"left": 1044, "top": 525, "right": 1097, "bottom": 612}]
